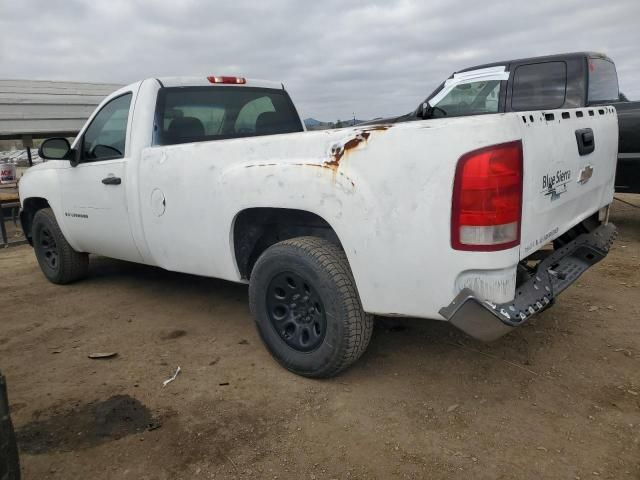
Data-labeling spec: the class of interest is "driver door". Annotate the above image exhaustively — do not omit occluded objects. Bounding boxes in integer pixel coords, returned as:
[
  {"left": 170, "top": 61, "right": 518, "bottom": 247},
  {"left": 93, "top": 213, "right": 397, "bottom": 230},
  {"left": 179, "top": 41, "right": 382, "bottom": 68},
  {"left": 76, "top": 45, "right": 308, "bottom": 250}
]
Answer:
[{"left": 58, "top": 92, "right": 142, "bottom": 262}]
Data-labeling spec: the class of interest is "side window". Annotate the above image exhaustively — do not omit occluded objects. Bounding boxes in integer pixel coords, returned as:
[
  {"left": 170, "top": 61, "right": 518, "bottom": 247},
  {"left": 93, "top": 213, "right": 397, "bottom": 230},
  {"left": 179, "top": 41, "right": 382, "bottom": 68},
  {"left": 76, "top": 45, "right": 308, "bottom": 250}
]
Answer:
[
  {"left": 511, "top": 62, "right": 567, "bottom": 111},
  {"left": 82, "top": 93, "right": 132, "bottom": 162},
  {"left": 431, "top": 80, "right": 501, "bottom": 117},
  {"left": 588, "top": 58, "right": 619, "bottom": 103},
  {"left": 235, "top": 96, "right": 276, "bottom": 133}
]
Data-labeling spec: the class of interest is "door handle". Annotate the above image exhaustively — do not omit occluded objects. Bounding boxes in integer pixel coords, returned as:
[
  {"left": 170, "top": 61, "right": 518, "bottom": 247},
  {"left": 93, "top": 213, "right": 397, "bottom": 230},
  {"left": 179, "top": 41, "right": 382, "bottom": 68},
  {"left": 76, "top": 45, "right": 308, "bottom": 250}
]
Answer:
[{"left": 102, "top": 176, "right": 121, "bottom": 185}]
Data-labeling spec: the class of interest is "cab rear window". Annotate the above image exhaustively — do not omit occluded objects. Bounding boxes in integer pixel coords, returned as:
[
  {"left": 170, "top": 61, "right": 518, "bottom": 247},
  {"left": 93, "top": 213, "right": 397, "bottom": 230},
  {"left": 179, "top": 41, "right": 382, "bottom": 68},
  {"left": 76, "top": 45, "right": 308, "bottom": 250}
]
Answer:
[
  {"left": 588, "top": 59, "right": 619, "bottom": 103},
  {"left": 511, "top": 62, "right": 567, "bottom": 111},
  {"left": 154, "top": 86, "right": 303, "bottom": 146}
]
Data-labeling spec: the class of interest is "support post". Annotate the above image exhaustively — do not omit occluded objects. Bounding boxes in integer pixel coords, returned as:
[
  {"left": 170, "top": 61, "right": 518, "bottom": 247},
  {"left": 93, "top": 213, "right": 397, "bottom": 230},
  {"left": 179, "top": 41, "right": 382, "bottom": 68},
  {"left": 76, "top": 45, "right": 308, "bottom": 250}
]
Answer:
[
  {"left": 22, "top": 135, "right": 34, "bottom": 166},
  {"left": 0, "top": 200, "right": 7, "bottom": 247}
]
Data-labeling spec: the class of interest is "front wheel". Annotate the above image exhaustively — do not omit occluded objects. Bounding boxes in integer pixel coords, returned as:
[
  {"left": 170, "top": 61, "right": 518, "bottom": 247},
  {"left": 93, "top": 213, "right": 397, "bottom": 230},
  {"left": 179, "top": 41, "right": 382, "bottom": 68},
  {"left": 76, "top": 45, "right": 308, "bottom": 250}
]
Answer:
[
  {"left": 249, "top": 237, "right": 373, "bottom": 378},
  {"left": 32, "top": 208, "right": 89, "bottom": 284}
]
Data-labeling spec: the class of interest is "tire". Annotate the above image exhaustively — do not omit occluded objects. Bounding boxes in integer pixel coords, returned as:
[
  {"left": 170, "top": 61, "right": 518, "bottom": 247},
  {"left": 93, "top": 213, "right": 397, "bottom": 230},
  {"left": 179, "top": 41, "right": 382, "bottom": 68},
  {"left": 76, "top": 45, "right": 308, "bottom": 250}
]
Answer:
[
  {"left": 32, "top": 208, "right": 89, "bottom": 284},
  {"left": 249, "top": 236, "right": 373, "bottom": 378}
]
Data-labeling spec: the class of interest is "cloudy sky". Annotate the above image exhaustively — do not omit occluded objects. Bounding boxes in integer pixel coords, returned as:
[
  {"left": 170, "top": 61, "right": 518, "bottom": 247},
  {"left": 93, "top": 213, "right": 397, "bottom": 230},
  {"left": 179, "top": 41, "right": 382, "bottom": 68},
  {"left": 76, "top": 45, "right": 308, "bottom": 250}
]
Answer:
[{"left": 1, "top": 0, "right": 639, "bottom": 120}]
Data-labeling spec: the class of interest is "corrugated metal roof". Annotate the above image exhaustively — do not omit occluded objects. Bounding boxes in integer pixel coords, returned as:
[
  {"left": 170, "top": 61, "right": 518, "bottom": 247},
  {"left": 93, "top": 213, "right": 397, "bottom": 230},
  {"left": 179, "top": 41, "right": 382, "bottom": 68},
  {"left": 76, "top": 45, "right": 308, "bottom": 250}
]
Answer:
[{"left": 0, "top": 79, "right": 121, "bottom": 140}]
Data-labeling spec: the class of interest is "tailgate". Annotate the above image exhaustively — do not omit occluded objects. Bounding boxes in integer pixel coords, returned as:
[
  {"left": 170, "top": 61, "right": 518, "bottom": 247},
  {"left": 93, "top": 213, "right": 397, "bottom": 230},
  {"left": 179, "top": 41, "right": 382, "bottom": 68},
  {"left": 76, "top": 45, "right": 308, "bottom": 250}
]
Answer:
[{"left": 518, "top": 107, "right": 618, "bottom": 258}]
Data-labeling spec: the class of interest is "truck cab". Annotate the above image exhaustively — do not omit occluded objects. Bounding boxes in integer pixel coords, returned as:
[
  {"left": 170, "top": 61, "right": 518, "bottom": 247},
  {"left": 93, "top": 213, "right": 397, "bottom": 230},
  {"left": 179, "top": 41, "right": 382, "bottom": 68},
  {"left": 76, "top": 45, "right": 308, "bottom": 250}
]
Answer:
[
  {"left": 424, "top": 52, "right": 616, "bottom": 117},
  {"left": 20, "top": 76, "right": 305, "bottom": 263}
]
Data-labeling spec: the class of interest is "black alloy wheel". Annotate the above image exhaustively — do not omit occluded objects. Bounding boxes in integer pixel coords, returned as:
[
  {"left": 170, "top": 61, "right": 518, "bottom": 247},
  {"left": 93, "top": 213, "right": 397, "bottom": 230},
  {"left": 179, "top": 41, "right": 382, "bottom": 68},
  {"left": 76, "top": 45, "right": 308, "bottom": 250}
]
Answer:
[
  {"left": 38, "top": 227, "right": 59, "bottom": 271},
  {"left": 266, "top": 271, "right": 327, "bottom": 352}
]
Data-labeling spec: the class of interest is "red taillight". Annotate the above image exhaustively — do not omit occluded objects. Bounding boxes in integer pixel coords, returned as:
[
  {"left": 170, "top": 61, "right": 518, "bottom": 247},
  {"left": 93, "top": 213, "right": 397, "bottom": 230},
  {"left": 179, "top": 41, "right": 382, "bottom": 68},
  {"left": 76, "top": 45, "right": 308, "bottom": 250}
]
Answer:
[
  {"left": 207, "top": 76, "right": 246, "bottom": 84},
  {"left": 451, "top": 141, "right": 523, "bottom": 251}
]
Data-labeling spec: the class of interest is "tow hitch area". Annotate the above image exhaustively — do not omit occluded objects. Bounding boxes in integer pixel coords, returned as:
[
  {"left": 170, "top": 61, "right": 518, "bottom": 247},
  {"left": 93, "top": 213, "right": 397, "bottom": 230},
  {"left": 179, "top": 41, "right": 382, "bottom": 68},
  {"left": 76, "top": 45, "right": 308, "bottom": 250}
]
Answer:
[{"left": 439, "top": 223, "right": 617, "bottom": 341}]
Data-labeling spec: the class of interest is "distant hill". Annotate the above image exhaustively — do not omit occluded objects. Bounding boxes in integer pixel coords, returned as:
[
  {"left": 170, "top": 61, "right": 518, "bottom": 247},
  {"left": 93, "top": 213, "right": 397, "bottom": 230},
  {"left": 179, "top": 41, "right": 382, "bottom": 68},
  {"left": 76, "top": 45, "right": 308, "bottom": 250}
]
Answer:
[{"left": 304, "top": 118, "right": 322, "bottom": 127}]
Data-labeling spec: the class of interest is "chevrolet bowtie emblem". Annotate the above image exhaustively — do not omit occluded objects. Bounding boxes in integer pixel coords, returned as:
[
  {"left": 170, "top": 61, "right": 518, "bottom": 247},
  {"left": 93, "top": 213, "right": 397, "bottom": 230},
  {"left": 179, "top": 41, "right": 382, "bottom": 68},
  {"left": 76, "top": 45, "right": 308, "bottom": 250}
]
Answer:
[{"left": 578, "top": 165, "right": 594, "bottom": 185}]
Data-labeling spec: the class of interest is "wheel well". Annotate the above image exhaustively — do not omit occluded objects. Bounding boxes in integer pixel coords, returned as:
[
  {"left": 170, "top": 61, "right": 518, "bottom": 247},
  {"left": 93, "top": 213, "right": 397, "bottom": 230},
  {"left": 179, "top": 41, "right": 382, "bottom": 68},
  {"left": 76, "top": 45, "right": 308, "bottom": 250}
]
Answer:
[
  {"left": 233, "top": 208, "right": 342, "bottom": 279},
  {"left": 20, "top": 197, "right": 50, "bottom": 245}
]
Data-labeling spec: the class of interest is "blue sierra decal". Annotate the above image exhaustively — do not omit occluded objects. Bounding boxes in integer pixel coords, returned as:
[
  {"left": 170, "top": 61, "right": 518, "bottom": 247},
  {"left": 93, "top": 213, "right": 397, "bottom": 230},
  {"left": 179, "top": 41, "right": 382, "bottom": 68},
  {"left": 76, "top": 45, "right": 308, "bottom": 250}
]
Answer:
[{"left": 542, "top": 169, "right": 571, "bottom": 190}]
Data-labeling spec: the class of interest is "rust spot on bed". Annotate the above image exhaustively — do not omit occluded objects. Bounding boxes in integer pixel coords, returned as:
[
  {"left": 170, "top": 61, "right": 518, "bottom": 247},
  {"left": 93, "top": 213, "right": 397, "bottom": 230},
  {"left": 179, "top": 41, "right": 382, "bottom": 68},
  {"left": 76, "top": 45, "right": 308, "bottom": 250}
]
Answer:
[{"left": 327, "top": 131, "right": 374, "bottom": 167}]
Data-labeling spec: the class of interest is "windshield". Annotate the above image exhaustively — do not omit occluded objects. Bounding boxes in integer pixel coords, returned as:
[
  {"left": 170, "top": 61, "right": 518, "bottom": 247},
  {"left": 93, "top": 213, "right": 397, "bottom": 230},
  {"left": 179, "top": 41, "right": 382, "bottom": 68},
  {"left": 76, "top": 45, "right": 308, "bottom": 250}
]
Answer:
[
  {"left": 155, "top": 86, "right": 303, "bottom": 145},
  {"left": 430, "top": 80, "right": 501, "bottom": 117}
]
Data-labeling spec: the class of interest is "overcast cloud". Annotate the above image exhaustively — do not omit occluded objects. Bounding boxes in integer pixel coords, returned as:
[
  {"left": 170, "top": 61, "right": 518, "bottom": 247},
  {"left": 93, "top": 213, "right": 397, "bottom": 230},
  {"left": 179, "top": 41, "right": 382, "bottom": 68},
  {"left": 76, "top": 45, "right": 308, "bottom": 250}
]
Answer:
[{"left": 1, "top": 0, "right": 639, "bottom": 120}]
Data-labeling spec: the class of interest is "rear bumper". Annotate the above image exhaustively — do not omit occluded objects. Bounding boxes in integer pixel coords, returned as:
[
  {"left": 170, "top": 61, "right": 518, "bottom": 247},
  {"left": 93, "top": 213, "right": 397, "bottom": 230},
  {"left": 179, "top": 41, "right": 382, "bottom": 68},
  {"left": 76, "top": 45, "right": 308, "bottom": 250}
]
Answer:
[{"left": 439, "top": 223, "right": 617, "bottom": 341}]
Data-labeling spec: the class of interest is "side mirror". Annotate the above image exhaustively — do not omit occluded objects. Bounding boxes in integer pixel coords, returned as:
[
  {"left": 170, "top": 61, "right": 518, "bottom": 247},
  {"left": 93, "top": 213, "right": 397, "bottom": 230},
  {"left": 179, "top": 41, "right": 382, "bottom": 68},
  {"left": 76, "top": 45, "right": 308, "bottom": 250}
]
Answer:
[
  {"left": 418, "top": 102, "right": 432, "bottom": 119},
  {"left": 418, "top": 102, "right": 446, "bottom": 119},
  {"left": 39, "top": 138, "right": 71, "bottom": 161}
]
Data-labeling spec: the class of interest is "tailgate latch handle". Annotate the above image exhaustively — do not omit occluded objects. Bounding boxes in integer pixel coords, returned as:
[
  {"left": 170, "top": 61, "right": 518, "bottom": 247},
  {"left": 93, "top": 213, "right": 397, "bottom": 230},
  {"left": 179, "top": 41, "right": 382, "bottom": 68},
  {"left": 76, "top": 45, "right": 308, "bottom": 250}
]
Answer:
[{"left": 575, "top": 128, "right": 595, "bottom": 156}]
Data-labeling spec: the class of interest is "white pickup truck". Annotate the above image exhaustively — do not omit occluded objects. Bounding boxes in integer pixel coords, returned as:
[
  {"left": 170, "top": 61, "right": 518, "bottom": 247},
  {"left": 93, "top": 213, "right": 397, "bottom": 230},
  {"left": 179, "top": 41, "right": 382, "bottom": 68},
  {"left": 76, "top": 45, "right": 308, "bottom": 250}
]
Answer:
[{"left": 19, "top": 75, "right": 618, "bottom": 377}]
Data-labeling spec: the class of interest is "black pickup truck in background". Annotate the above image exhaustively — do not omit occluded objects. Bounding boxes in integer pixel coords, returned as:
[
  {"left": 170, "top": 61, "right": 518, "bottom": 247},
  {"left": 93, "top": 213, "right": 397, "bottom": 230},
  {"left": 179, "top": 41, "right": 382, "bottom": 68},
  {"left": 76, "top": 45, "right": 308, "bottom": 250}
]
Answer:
[{"left": 372, "top": 52, "right": 640, "bottom": 193}]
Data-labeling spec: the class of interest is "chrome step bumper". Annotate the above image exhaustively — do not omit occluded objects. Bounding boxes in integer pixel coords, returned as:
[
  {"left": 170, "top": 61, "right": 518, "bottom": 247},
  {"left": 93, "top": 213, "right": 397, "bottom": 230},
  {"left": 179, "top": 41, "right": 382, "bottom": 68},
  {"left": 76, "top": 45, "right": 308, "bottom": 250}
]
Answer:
[{"left": 439, "top": 223, "right": 617, "bottom": 341}]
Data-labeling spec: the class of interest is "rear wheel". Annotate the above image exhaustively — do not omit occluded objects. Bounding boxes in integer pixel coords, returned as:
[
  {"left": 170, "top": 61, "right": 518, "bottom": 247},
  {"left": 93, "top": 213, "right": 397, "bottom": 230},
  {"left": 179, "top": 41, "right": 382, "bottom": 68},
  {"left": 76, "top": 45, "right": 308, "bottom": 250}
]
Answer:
[
  {"left": 32, "top": 208, "right": 89, "bottom": 284},
  {"left": 249, "top": 237, "right": 373, "bottom": 378}
]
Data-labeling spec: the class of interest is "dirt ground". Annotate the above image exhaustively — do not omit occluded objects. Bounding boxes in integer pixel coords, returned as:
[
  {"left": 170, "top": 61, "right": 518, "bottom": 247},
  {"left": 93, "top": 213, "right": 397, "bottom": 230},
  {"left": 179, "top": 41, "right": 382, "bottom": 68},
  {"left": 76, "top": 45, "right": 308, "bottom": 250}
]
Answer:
[{"left": 1, "top": 198, "right": 639, "bottom": 480}]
